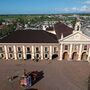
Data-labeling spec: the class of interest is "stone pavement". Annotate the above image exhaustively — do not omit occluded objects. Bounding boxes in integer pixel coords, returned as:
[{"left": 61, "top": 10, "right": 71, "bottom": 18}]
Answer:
[{"left": 0, "top": 60, "right": 90, "bottom": 90}]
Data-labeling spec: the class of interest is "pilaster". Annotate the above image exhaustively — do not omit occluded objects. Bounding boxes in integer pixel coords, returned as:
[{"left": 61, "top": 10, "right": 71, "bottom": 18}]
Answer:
[
  {"left": 87, "top": 47, "right": 90, "bottom": 62},
  {"left": 69, "top": 44, "right": 72, "bottom": 60},
  {"left": 32, "top": 46, "right": 34, "bottom": 59},
  {"left": 78, "top": 44, "right": 82, "bottom": 61},
  {"left": 59, "top": 44, "right": 63, "bottom": 60},
  {"left": 13, "top": 45, "right": 17, "bottom": 60},
  {"left": 49, "top": 46, "right": 52, "bottom": 60},
  {"left": 4, "top": 45, "right": 8, "bottom": 60},
  {"left": 41, "top": 46, "right": 43, "bottom": 60},
  {"left": 22, "top": 46, "right": 26, "bottom": 59}
]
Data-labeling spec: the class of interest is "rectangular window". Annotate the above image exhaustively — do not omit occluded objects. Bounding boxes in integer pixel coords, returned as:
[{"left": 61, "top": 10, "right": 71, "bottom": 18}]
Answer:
[
  {"left": 45, "top": 54, "right": 48, "bottom": 58},
  {"left": 64, "top": 45, "right": 68, "bottom": 50},
  {"left": 36, "top": 54, "right": 39, "bottom": 58},
  {"left": 45, "top": 47, "right": 48, "bottom": 52},
  {"left": 74, "top": 44, "right": 78, "bottom": 50},
  {"left": 84, "top": 45, "right": 87, "bottom": 50},
  {"left": 36, "top": 47, "right": 39, "bottom": 53},
  {"left": 18, "top": 47, "right": 21, "bottom": 52},
  {"left": 27, "top": 47, "right": 30, "bottom": 52},
  {"left": 18, "top": 54, "right": 22, "bottom": 59},
  {"left": 9, "top": 47, "right": 12, "bottom": 52},
  {"left": 9, "top": 54, "right": 13, "bottom": 59},
  {"left": 54, "top": 47, "right": 57, "bottom": 53},
  {"left": 0, "top": 47, "right": 3, "bottom": 52}
]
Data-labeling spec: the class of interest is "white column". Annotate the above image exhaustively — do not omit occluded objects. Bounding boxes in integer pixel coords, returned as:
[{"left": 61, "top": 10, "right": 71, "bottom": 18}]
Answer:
[
  {"left": 41, "top": 46, "right": 43, "bottom": 60},
  {"left": 78, "top": 44, "right": 82, "bottom": 61},
  {"left": 69, "top": 44, "right": 72, "bottom": 60},
  {"left": 4, "top": 45, "right": 8, "bottom": 60},
  {"left": 87, "top": 47, "right": 90, "bottom": 62},
  {"left": 22, "top": 46, "right": 26, "bottom": 59},
  {"left": 13, "top": 46, "right": 17, "bottom": 60},
  {"left": 49, "top": 46, "right": 52, "bottom": 60},
  {"left": 59, "top": 44, "right": 63, "bottom": 60},
  {"left": 32, "top": 46, "right": 34, "bottom": 59}
]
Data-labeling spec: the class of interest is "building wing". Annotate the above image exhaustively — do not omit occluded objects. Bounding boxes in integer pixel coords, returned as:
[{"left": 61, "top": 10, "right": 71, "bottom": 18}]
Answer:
[{"left": 0, "top": 30, "right": 58, "bottom": 43}]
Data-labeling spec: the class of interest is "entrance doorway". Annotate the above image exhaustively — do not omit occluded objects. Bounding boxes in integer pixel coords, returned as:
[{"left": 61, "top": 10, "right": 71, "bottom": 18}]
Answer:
[
  {"left": 63, "top": 52, "right": 69, "bottom": 60},
  {"left": 26, "top": 54, "right": 31, "bottom": 60},
  {"left": 72, "top": 52, "right": 78, "bottom": 60},
  {"left": 52, "top": 54, "right": 58, "bottom": 60},
  {"left": 81, "top": 52, "right": 88, "bottom": 61}
]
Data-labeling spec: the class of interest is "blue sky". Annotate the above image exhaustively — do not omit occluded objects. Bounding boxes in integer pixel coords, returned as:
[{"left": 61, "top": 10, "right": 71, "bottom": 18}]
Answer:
[{"left": 0, "top": 0, "right": 90, "bottom": 14}]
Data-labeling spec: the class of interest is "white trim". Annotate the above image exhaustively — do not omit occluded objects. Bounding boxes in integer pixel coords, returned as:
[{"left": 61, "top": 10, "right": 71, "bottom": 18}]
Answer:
[{"left": 59, "top": 31, "right": 90, "bottom": 42}]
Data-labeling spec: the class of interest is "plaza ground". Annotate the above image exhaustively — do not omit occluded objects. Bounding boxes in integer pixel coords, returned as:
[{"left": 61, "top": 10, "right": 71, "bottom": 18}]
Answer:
[{"left": 0, "top": 60, "right": 90, "bottom": 90}]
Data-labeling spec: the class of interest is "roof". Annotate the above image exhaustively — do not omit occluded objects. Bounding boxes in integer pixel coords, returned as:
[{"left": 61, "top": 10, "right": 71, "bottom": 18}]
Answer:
[
  {"left": 54, "top": 22, "right": 73, "bottom": 39},
  {"left": 0, "top": 30, "right": 58, "bottom": 43},
  {"left": 0, "top": 25, "right": 6, "bottom": 30}
]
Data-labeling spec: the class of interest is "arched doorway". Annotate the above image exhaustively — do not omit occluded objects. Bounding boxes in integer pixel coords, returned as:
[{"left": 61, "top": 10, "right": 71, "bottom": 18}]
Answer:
[
  {"left": 63, "top": 52, "right": 69, "bottom": 60},
  {"left": 26, "top": 54, "right": 31, "bottom": 60},
  {"left": 52, "top": 54, "right": 58, "bottom": 60},
  {"left": 72, "top": 52, "right": 78, "bottom": 60},
  {"left": 81, "top": 52, "right": 88, "bottom": 61}
]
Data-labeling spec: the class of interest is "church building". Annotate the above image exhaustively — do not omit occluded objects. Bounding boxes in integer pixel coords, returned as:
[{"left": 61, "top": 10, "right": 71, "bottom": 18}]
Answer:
[{"left": 0, "top": 21, "right": 90, "bottom": 61}]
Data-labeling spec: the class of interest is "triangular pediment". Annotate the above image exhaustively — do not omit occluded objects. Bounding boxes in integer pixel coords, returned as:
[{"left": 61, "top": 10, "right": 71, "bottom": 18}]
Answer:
[{"left": 59, "top": 32, "right": 90, "bottom": 42}]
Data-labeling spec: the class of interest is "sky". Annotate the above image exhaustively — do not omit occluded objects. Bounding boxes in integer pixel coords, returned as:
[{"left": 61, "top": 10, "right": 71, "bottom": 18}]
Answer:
[{"left": 0, "top": 0, "right": 90, "bottom": 14}]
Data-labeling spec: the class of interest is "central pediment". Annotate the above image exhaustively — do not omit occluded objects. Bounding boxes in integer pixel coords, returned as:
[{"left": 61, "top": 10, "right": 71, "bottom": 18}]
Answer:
[{"left": 59, "top": 31, "right": 90, "bottom": 42}]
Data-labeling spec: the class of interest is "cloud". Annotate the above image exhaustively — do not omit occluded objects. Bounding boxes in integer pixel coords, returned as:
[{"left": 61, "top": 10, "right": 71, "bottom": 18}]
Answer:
[
  {"left": 51, "top": 1, "right": 90, "bottom": 13},
  {"left": 53, "top": 5, "right": 90, "bottom": 13},
  {"left": 84, "top": 1, "right": 90, "bottom": 4}
]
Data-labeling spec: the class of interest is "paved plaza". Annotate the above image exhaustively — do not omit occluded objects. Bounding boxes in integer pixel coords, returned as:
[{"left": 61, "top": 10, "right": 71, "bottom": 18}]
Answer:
[{"left": 0, "top": 60, "right": 90, "bottom": 90}]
